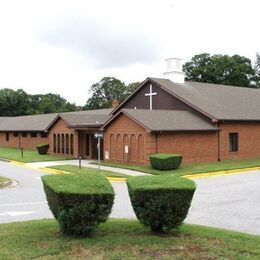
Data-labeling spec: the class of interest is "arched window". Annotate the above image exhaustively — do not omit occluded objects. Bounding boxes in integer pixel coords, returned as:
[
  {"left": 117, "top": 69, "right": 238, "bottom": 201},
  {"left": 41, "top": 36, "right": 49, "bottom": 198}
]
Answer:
[
  {"left": 66, "top": 134, "right": 69, "bottom": 154},
  {"left": 138, "top": 134, "right": 145, "bottom": 162},
  {"left": 61, "top": 134, "right": 65, "bottom": 153},
  {"left": 70, "top": 134, "right": 74, "bottom": 155},
  {"left": 116, "top": 134, "right": 123, "bottom": 163},
  {"left": 53, "top": 134, "right": 56, "bottom": 153},
  {"left": 57, "top": 134, "right": 60, "bottom": 153},
  {"left": 110, "top": 134, "right": 116, "bottom": 160},
  {"left": 130, "top": 134, "right": 137, "bottom": 162}
]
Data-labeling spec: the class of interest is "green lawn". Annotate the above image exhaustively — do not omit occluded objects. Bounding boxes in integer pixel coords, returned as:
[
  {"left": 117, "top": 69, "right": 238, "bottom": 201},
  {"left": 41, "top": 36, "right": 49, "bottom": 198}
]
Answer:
[
  {"left": 93, "top": 157, "right": 260, "bottom": 177},
  {"left": 0, "top": 147, "right": 69, "bottom": 163},
  {"left": 50, "top": 165, "right": 129, "bottom": 178},
  {"left": 0, "top": 219, "right": 259, "bottom": 259}
]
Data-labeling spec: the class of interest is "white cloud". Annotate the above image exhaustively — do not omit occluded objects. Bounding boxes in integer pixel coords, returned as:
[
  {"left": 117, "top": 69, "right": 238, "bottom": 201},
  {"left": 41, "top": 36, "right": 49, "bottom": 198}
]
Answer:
[{"left": 0, "top": 0, "right": 259, "bottom": 105}]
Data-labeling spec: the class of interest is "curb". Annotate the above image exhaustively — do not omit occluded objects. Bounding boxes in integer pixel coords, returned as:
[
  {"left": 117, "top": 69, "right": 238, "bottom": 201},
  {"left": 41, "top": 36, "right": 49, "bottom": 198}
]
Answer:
[
  {"left": 0, "top": 179, "right": 18, "bottom": 189},
  {"left": 9, "top": 161, "right": 71, "bottom": 175},
  {"left": 0, "top": 158, "right": 10, "bottom": 162},
  {"left": 106, "top": 177, "right": 126, "bottom": 182},
  {"left": 38, "top": 167, "right": 72, "bottom": 175},
  {"left": 183, "top": 166, "right": 260, "bottom": 179},
  {"left": 0, "top": 180, "right": 12, "bottom": 188}
]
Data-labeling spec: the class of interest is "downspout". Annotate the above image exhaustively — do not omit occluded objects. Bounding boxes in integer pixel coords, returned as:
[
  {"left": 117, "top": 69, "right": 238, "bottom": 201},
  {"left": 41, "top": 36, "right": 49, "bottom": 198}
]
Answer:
[
  {"left": 155, "top": 133, "right": 158, "bottom": 154},
  {"left": 18, "top": 132, "right": 21, "bottom": 149},
  {"left": 217, "top": 123, "right": 221, "bottom": 161}
]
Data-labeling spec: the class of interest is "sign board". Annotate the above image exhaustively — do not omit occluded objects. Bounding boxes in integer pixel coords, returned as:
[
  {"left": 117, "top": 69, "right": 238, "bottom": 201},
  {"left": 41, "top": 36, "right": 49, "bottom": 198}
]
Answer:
[
  {"left": 105, "top": 151, "right": 109, "bottom": 160},
  {"left": 94, "top": 132, "right": 104, "bottom": 139},
  {"left": 124, "top": 145, "right": 129, "bottom": 154}
]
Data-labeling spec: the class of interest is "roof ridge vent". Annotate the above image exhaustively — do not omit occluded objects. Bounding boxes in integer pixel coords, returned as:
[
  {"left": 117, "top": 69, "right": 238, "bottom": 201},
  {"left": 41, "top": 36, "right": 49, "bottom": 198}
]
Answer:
[{"left": 163, "top": 58, "right": 185, "bottom": 84}]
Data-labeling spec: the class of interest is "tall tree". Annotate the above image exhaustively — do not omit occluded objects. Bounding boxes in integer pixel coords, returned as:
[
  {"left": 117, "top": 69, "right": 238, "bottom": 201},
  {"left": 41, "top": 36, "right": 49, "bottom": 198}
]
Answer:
[
  {"left": 183, "top": 53, "right": 257, "bottom": 88},
  {"left": 84, "top": 77, "right": 139, "bottom": 110},
  {"left": 0, "top": 88, "right": 30, "bottom": 116},
  {"left": 83, "top": 77, "right": 127, "bottom": 110}
]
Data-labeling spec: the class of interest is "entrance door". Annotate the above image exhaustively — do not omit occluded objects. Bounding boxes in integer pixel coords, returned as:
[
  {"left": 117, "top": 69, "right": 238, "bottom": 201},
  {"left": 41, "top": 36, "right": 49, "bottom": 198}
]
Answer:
[{"left": 85, "top": 134, "right": 89, "bottom": 157}]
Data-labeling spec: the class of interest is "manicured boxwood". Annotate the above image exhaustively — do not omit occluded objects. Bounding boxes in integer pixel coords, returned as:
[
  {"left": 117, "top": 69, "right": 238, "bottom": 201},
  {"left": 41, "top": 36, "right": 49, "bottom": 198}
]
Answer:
[
  {"left": 150, "top": 153, "right": 182, "bottom": 171},
  {"left": 36, "top": 143, "right": 49, "bottom": 155},
  {"left": 42, "top": 173, "right": 114, "bottom": 236},
  {"left": 127, "top": 175, "right": 196, "bottom": 233}
]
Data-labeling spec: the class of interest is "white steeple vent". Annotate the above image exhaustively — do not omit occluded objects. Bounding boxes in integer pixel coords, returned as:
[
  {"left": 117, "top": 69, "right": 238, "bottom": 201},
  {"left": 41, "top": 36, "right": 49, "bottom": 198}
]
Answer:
[{"left": 163, "top": 58, "right": 185, "bottom": 83}]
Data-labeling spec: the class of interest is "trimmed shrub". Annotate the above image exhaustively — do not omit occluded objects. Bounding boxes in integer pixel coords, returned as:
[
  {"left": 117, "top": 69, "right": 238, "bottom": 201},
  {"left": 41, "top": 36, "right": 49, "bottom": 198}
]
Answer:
[
  {"left": 36, "top": 143, "right": 49, "bottom": 155},
  {"left": 42, "top": 173, "right": 114, "bottom": 236},
  {"left": 150, "top": 153, "right": 182, "bottom": 171},
  {"left": 127, "top": 175, "right": 196, "bottom": 233}
]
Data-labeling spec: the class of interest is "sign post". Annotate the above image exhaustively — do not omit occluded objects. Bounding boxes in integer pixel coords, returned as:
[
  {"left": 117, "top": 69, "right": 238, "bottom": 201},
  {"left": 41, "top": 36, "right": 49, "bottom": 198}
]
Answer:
[{"left": 94, "top": 133, "right": 104, "bottom": 171}]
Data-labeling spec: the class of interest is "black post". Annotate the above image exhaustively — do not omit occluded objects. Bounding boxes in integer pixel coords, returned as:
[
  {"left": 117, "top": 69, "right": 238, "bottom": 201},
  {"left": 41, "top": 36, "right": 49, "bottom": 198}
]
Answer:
[
  {"left": 78, "top": 156, "right": 82, "bottom": 169},
  {"left": 21, "top": 148, "right": 23, "bottom": 158}
]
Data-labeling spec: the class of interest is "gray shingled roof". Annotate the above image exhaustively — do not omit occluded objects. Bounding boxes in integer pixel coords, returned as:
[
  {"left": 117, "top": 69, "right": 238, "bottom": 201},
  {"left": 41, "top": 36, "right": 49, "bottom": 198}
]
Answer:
[
  {"left": 0, "top": 117, "right": 10, "bottom": 124},
  {"left": 104, "top": 109, "right": 219, "bottom": 131},
  {"left": 60, "top": 108, "right": 112, "bottom": 127},
  {"left": 0, "top": 109, "right": 113, "bottom": 131},
  {"left": 0, "top": 113, "right": 58, "bottom": 132},
  {"left": 150, "top": 78, "right": 260, "bottom": 121}
]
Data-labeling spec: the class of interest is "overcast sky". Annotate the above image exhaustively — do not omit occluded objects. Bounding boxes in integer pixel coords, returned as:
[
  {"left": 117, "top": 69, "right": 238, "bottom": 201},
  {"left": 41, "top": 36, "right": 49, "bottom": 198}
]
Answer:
[{"left": 0, "top": 0, "right": 259, "bottom": 105}]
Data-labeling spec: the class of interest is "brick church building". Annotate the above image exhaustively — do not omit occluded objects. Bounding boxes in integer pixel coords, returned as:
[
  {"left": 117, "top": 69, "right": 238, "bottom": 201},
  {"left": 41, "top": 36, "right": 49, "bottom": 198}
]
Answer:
[{"left": 1, "top": 58, "right": 260, "bottom": 165}]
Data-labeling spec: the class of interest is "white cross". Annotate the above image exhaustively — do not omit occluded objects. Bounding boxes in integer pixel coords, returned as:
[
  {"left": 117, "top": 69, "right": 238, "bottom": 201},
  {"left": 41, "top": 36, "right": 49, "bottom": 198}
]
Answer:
[{"left": 145, "top": 84, "right": 157, "bottom": 110}]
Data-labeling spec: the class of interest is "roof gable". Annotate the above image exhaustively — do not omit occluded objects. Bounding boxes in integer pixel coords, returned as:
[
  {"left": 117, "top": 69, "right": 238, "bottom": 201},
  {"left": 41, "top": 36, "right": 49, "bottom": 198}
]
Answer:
[{"left": 112, "top": 77, "right": 260, "bottom": 121}]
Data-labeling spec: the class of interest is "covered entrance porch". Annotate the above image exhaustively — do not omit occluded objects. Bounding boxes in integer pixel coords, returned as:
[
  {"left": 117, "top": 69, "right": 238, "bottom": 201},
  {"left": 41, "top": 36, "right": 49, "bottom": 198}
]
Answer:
[{"left": 78, "top": 130, "right": 103, "bottom": 160}]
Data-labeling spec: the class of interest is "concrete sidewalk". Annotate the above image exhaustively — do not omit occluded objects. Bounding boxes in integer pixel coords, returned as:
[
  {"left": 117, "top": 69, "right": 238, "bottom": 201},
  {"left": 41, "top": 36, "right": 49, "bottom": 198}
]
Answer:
[{"left": 25, "top": 160, "right": 150, "bottom": 177}]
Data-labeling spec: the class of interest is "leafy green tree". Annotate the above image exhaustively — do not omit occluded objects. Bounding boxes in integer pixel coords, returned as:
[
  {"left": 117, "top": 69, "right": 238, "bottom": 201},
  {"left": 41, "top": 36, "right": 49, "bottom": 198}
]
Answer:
[
  {"left": 183, "top": 53, "right": 257, "bottom": 88},
  {"left": 84, "top": 77, "right": 140, "bottom": 110},
  {"left": 0, "top": 89, "right": 79, "bottom": 116},
  {"left": 0, "top": 88, "right": 30, "bottom": 116},
  {"left": 84, "top": 77, "right": 125, "bottom": 110},
  {"left": 126, "top": 82, "right": 140, "bottom": 96}
]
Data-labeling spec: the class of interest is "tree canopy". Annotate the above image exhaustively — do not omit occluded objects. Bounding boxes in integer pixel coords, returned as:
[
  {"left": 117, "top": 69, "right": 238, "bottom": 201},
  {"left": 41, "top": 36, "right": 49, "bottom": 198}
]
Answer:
[
  {"left": 84, "top": 77, "right": 140, "bottom": 110},
  {"left": 183, "top": 53, "right": 257, "bottom": 88},
  {"left": 0, "top": 89, "right": 79, "bottom": 116},
  {"left": 255, "top": 53, "right": 260, "bottom": 87}
]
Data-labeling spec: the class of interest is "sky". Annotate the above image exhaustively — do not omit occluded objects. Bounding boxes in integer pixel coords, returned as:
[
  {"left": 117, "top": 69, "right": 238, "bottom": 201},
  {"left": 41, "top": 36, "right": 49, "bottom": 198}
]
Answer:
[{"left": 0, "top": 0, "right": 259, "bottom": 105}]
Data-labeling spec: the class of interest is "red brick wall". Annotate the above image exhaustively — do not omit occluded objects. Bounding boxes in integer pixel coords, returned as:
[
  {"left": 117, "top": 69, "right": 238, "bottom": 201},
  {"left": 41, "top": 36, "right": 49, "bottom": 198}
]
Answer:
[
  {"left": 0, "top": 132, "right": 50, "bottom": 150},
  {"left": 104, "top": 113, "right": 218, "bottom": 165},
  {"left": 49, "top": 118, "right": 79, "bottom": 158},
  {"left": 104, "top": 114, "right": 155, "bottom": 165},
  {"left": 219, "top": 122, "right": 260, "bottom": 161},
  {"left": 156, "top": 132, "right": 218, "bottom": 164}
]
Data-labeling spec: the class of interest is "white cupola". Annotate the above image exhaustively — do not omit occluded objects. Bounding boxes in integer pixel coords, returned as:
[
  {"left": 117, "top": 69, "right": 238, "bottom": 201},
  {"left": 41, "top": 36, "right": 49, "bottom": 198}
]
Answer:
[{"left": 163, "top": 58, "right": 185, "bottom": 84}]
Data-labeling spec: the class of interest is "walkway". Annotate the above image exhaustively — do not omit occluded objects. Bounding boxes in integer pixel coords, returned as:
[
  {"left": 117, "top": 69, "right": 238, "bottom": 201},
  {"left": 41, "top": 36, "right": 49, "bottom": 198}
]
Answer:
[{"left": 25, "top": 160, "right": 150, "bottom": 176}]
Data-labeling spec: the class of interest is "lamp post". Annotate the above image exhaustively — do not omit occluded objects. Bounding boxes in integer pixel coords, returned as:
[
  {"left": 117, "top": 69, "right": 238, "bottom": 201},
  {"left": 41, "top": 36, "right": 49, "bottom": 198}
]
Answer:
[{"left": 78, "top": 155, "right": 82, "bottom": 169}]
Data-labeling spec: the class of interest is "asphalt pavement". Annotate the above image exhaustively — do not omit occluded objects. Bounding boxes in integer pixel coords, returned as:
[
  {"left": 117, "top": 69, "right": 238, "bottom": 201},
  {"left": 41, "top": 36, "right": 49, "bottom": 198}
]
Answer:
[{"left": 0, "top": 161, "right": 260, "bottom": 236}]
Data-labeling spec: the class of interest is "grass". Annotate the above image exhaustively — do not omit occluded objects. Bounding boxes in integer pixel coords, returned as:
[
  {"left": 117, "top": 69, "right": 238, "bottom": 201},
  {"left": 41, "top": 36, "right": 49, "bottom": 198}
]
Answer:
[
  {"left": 49, "top": 165, "right": 129, "bottom": 178},
  {"left": 0, "top": 147, "right": 69, "bottom": 163},
  {"left": 0, "top": 219, "right": 259, "bottom": 259},
  {"left": 0, "top": 176, "right": 8, "bottom": 184},
  {"left": 92, "top": 157, "right": 260, "bottom": 177}
]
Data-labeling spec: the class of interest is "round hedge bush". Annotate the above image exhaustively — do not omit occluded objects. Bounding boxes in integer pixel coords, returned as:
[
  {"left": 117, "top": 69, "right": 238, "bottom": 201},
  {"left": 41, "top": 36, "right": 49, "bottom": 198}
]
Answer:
[
  {"left": 42, "top": 173, "right": 114, "bottom": 236},
  {"left": 36, "top": 143, "right": 49, "bottom": 155},
  {"left": 149, "top": 153, "right": 182, "bottom": 171},
  {"left": 127, "top": 175, "right": 196, "bottom": 233}
]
